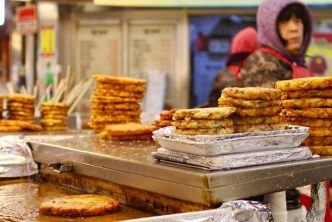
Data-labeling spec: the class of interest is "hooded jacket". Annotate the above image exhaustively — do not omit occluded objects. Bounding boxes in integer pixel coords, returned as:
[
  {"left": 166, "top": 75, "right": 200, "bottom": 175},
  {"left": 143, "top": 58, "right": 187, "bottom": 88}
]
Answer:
[
  {"left": 240, "top": 0, "right": 313, "bottom": 87},
  {"left": 208, "top": 27, "right": 258, "bottom": 106}
]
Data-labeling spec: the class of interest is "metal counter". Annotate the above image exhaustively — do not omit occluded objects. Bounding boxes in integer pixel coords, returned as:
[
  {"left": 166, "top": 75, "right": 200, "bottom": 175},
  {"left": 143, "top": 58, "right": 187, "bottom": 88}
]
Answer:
[{"left": 29, "top": 136, "right": 332, "bottom": 206}]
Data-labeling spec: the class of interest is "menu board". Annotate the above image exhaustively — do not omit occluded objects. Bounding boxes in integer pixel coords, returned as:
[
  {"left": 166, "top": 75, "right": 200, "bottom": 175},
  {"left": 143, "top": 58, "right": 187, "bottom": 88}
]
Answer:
[
  {"left": 77, "top": 24, "right": 122, "bottom": 79},
  {"left": 129, "top": 24, "right": 176, "bottom": 105}
]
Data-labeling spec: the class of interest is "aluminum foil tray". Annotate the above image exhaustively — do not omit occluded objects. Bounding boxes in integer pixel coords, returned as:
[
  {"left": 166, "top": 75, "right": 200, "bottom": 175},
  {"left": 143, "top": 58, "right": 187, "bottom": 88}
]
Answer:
[
  {"left": 153, "top": 126, "right": 309, "bottom": 156},
  {"left": 125, "top": 200, "right": 272, "bottom": 222},
  {"left": 152, "top": 147, "right": 312, "bottom": 171},
  {"left": 0, "top": 136, "right": 38, "bottom": 177}
]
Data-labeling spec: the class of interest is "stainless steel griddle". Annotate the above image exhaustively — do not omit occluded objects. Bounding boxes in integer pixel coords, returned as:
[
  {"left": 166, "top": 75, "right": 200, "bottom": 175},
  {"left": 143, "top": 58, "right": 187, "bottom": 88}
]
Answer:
[{"left": 29, "top": 135, "right": 332, "bottom": 206}]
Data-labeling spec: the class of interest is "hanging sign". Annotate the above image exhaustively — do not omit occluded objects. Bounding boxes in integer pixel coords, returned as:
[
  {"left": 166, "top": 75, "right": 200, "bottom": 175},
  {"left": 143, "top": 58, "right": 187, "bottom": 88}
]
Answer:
[
  {"left": 40, "top": 25, "right": 55, "bottom": 57},
  {"left": 16, "top": 5, "right": 37, "bottom": 34}
]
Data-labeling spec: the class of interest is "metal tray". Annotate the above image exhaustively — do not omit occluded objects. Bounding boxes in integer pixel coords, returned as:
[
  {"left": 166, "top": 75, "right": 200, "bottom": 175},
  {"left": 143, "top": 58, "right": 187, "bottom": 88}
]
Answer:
[
  {"left": 152, "top": 147, "right": 313, "bottom": 171},
  {"left": 153, "top": 126, "right": 309, "bottom": 156}
]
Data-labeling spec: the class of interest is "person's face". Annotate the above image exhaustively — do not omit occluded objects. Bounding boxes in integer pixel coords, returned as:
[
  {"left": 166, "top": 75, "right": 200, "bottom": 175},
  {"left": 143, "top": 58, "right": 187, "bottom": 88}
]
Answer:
[{"left": 278, "top": 14, "right": 304, "bottom": 55}]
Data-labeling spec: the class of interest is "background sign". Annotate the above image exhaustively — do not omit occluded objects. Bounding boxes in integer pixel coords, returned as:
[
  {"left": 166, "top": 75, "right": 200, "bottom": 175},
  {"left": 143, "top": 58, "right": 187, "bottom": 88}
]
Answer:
[
  {"left": 16, "top": 5, "right": 37, "bottom": 34},
  {"left": 40, "top": 25, "right": 55, "bottom": 56}
]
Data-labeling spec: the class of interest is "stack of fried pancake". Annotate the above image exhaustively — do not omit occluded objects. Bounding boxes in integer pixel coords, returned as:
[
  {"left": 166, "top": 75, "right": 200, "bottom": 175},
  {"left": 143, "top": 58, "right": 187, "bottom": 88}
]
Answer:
[
  {"left": 153, "top": 109, "right": 176, "bottom": 129},
  {"left": 218, "top": 87, "right": 284, "bottom": 133},
  {"left": 0, "top": 96, "right": 3, "bottom": 119},
  {"left": 41, "top": 102, "right": 69, "bottom": 131},
  {"left": 172, "top": 107, "right": 235, "bottom": 135},
  {"left": 106, "top": 123, "right": 155, "bottom": 140},
  {"left": 90, "top": 75, "right": 146, "bottom": 133},
  {"left": 7, "top": 94, "right": 35, "bottom": 122},
  {"left": 276, "top": 77, "right": 332, "bottom": 155}
]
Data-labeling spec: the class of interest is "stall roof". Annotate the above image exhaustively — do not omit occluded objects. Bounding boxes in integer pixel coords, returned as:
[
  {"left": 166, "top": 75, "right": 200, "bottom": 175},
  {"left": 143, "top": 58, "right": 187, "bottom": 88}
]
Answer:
[{"left": 93, "top": 0, "right": 332, "bottom": 8}]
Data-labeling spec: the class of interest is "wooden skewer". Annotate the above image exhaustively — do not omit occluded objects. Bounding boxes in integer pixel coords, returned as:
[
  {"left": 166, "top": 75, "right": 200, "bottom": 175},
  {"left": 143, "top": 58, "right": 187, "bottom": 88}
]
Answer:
[
  {"left": 64, "top": 66, "right": 71, "bottom": 98},
  {"left": 65, "top": 80, "right": 84, "bottom": 104},
  {"left": 53, "top": 79, "right": 66, "bottom": 102},
  {"left": 68, "top": 79, "right": 93, "bottom": 114},
  {"left": 33, "top": 85, "right": 38, "bottom": 98},
  {"left": 36, "top": 85, "right": 52, "bottom": 109}
]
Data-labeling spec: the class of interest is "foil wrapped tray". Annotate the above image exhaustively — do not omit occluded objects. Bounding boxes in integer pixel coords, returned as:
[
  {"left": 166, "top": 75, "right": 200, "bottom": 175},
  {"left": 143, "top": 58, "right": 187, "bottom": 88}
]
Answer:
[
  {"left": 153, "top": 126, "right": 309, "bottom": 156},
  {"left": 0, "top": 136, "right": 38, "bottom": 178},
  {"left": 125, "top": 200, "right": 273, "bottom": 222},
  {"left": 152, "top": 147, "right": 312, "bottom": 171}
]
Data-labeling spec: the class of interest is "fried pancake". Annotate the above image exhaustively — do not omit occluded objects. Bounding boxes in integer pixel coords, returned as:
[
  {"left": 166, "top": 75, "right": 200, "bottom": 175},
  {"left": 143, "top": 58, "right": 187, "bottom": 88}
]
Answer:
[
  {"left": 282, "top": 98, "right": 332, "bottom": 109},
  {"left": 233, "top": 106, "right": 281, "bottom": 117},
  {"left": 41, "top": 102, "right": 69, "bottom": 108},
  {"left": 280, "top": 108, "right": 332, "bottom": 119},
  {"left": 96, "top": 83, "right": 146, "bottom": 93},
  {"left": 107, "top": 133, "right": 152, "bottom": 141},
  {"left": 106, "top": 123, "right": 155, "bottom": 136},
  {"left": 234, "top": 123, "right": 286, "bottom": 133},
  {"left": 6, "top": 94, "right": 35, "bottom": 103},
  {"left": 281, "top": 89, "right": 332, "bottom": 99},
  {"left": 9, "top": 116, "right": 35, "bottom": 121},
  {"left": 173, "top": 107, "right": 236, "bottom": 120},
  {"left": 41, "top": 121, "right": 67, "bottom": 127},
  {"left": 94, "top": 89, "right": 144, "bottom": 99},
  {"left": 0, "top": 120, "right": 41, "bottom": 131},
  {"left": 160, "top": 109, "right": 176, "bottom": 120},
  {"left": 309, "top": 146, "right": 332, "bottom": 156},
  {"left": 8, "top": 102, "right": 34, "bottom": 109},
  {"left": 8, "top": 107, "right": 34, "bottom": 112},
  {"left": 309, "top": 127, "right": 332, "bottom": 137},
  {"left": 9, "top": 111, "right": 34, "bottom": 116},
  {"left": 222, "top": 87, "right": 282, "bottom": 100},
  {"left": 175, "top": 127, "right": 234, "bottom": 135},
  {"left": 93, "top": 74, "right": 146, "bottom": 85},
  {"left": 218, "top": 95, "right": 280, "bottom": 108},
  {"left": 43, "top": 126, "right": 68, "bottom": 132},
  {"left": 283, "top": 117, "right": 332, "bottom": 127},
  {"left": 0, "top": 126, "right": 22, "bottom": 132},
  {"left": 41, "top": 111, "right": 68, "bottom": 117},
  {"left": 233, "top": 115, "right": 281, "bottom": 125},
  {"left": 42, "top": 116, "right": 67, "bottom": 121},
  {"left": 154, "top": 120, "right": 173, "bottom": 128},
  {"left": 23, "top": 123, "right": 42, "bottom": 132},
  {"left": 91, "top": 115, "right": 140, "bottom": 123},
  {"left": 172, "top": 119, "right": 233, "bottom": 129},
  {"left": 303, "top": 136, "right": 332, "bottom": 146},
  {"left": 39, "top": 194, "right": 121, "bottom": 217},
  {"left": 91, "top": 110, "right": 140, "bottom": 117},
  {"left": 41, "top": 106, "right": 68, "bottom": 112},
  {"left": 91, "top": 95, "right": 141, "bottom": 103},
  {"left": 276, "top": 77, "right": 332, "bottom": 91},
  {"left": 92, "top": 102, "right": 141, "bottom": 111}
]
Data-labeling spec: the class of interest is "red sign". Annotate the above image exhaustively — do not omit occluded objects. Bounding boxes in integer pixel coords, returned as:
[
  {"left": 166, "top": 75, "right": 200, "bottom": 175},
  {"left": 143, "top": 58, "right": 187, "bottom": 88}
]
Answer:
[{"left": 16, "top": 5, "right": 37, "bottom": 34}]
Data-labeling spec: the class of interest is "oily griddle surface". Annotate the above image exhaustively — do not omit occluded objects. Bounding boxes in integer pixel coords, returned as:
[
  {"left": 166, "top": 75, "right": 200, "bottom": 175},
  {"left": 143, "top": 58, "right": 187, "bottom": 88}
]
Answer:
[{"left": 0, "top": 178, "right": 153, "bottom": 222}]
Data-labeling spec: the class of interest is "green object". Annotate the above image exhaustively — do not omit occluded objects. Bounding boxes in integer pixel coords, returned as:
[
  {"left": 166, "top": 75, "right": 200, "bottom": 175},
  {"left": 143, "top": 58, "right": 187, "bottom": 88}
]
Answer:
[
  {"left": 45, "top": 62, "right": 54, "bottom": 85},
  {"left": 44, "top": 62, "right": 54, "bottom": 101}
]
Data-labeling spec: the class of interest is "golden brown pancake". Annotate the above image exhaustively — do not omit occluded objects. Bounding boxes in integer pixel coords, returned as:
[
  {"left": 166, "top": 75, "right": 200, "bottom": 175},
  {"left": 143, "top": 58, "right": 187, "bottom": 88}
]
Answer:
[
  {"left": 222, "top": 87, "right": 281, "bottom": 100},
  {"left": 173, "top": 107, "right": 236, "bottom": 120},
  {"left": 174, "top": 127, "right": 234, "bottom": 135},
  {"left": 234, "top": 106, "right": 281, "bottom": 117},
  {"left": 276, "top": 76, "right": 332, "bottom": 91},
  {"left": 172, "top": 119, "right": 233, "bottom": 129},
  {"left": 93, "top": 74, "right": 146, "bottom": 85},
  {"left": 218, "top": 95, "right": 280, "bottom": 108},
  {"left": 39, "top": 194, "right": 121, "bottom": 217},
  {"left": 234, "top": 123, "right": 286, "bottom": 133}
]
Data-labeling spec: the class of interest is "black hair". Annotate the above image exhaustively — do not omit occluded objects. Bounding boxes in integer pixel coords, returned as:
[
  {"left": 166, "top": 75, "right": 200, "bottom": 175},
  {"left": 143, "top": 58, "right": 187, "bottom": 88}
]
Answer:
[{"left": 277, "top": 3, "right": 310, "bottom": 46}]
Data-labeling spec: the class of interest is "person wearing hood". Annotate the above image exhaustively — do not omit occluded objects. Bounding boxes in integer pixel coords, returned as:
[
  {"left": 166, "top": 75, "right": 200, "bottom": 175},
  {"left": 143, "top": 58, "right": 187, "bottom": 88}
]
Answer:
[
  {"left": 240, "top": 0, "right": 314, "bottom": 88},
  {"left": 208, "top": 27, "right": 258, "bottom": 107}
]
